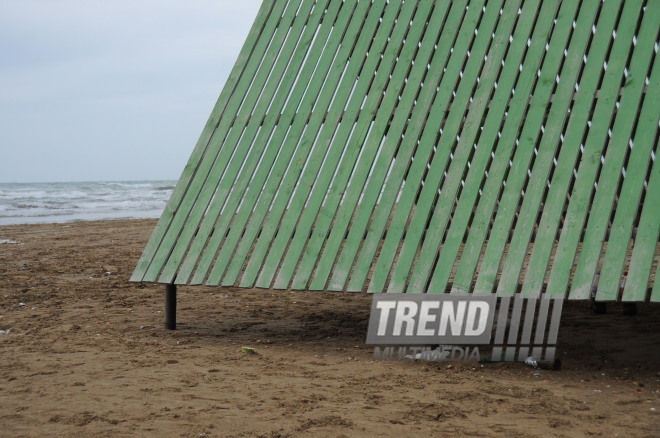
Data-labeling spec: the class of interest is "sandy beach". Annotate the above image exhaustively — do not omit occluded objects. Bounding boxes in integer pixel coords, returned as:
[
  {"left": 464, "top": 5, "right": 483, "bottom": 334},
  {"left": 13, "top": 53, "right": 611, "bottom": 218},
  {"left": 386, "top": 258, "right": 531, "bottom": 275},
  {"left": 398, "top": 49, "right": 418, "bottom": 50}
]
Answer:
[{"left": 0, "top": 219, "right": 658, "bottom": 437}]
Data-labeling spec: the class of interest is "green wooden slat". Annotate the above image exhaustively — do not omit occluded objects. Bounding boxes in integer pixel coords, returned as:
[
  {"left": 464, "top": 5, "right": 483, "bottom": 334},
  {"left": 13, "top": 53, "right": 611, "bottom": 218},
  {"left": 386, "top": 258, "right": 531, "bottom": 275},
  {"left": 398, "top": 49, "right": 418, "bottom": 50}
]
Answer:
[
  {"left": 130, "top": 0, "right": 277, "bottom": 282},
  {"left": 170, "top": 0, "right": 338, "bottom": 284},
  {"left": 283, "top": 1, "right": 421, "bottom": 290},
  {"left": 473, "top": 0, "right": 623, "bottom": 297},
  {"left": 344, "top": 0, "right": 468, "bottom": 292},
  {"left": 157, "top": 0, "right": 318, "bottom": 284},
  {"left": 431, "top": 0, "right": 562, "bottom": 294},
  {"left": 160, "top": 0, "right": 324, "bottom": 284},
  {"left": 182, "top": 0, "right": 348, "bottom": 284},
  {"left": 142, "top": 0, "right": 298, "bottom": 282},
  {"left": 387, "top": 0, "right": 505, "bottom": 293},
  {"left": 491, "top": 0, "right": 589, "bottom": 297},
  {"left": 577, "top": 6, "right": 658, "bottom": 301},
  {"left": 601, "top": 92, "right": 658, "bottom": 301},
  {"left": 247, "top": 0, "right": 409, "bottom": 289},
  {"left": 520, "top": 0, "right": 624, "bottom": 298},
  {"left": 547, "top": 0, "right": 643, "bottom": 300},
  {"left": 208, "top": 0, "right": 394, "bottom": 287},
  {"left": 327, "top": 0, "right": 454, "bottom": 291},
  {"left": 456, "top": 0, "right": 599, "bottom": 296},
  {"left": 237, "top": 0, "right": 399, "bottom": 287},
  {"left": 366, "top": 0, "right": 486, "bottom": 294},
  {"left": 312, "top": 0, "right": 442, "bottom": 291},
  {"left": 196, "top": 0, "right": 375, "bottom": 286},
  {"left": 208, "top": 0, "right": 350, "bottom": 285},
  {"left": 621, "top": 156, "right": 659, "bottom": 302},
  {"left": 485, "top": 0, "right": 633, "bottom": 298},
  {"left": 423, "top": 0, "right": 543, "bottom": 293}
]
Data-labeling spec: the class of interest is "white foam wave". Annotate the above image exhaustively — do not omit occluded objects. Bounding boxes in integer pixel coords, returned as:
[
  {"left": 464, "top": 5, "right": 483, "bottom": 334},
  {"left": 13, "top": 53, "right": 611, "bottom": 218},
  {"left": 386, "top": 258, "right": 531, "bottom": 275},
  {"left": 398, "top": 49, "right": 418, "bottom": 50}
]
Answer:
[{"left": 0, "top": 180, "right": 176, "bottom": 225}]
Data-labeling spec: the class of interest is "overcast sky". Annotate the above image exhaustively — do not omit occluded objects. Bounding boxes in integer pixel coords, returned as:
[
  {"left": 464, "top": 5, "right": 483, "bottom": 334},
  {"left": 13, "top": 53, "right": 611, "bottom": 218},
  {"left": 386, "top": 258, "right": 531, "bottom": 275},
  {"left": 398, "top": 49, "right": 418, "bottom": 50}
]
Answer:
[{"left": 0, "top": 0, "right": 262, "bottom": 183}]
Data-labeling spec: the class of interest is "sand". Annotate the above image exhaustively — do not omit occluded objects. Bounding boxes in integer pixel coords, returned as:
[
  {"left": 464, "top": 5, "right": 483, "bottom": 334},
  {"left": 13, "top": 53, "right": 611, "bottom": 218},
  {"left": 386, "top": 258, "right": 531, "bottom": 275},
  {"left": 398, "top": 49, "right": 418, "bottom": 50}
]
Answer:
[{"left": 0, "top": 219, "right": 658, "bottom": 437}]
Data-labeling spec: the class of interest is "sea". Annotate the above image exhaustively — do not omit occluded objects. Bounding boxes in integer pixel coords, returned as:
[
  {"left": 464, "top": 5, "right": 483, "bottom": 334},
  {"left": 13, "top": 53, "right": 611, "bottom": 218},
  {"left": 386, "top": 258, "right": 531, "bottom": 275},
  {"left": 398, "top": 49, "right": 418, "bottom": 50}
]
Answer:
[{"left": 0, "top": 181, "right": 177, "bottom": 226}]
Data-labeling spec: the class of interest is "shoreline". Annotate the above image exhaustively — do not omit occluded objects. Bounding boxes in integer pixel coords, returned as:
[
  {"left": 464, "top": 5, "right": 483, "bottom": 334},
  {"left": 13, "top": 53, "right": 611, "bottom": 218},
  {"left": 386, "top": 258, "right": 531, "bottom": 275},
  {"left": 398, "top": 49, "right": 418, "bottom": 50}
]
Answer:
[
  {"left": 0, "top": 216, "right": 160, "bottom": 228},
  {"left": 0, "top": 220, "right": 658, "bottom": 436},
  {"left": 0, "top": 213, "right": 164, "bottom": 227}
]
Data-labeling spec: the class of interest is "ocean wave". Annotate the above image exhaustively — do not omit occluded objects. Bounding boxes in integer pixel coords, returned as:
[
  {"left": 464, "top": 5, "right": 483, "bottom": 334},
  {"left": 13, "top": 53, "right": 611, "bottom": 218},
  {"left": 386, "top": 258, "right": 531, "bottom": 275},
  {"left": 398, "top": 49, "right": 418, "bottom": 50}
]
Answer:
[
  {"left": 13, "top": 203, "right": 79, "bottom": 210},
  {"left": 0, "top": 180, "right": 176, "bottom": 225}
]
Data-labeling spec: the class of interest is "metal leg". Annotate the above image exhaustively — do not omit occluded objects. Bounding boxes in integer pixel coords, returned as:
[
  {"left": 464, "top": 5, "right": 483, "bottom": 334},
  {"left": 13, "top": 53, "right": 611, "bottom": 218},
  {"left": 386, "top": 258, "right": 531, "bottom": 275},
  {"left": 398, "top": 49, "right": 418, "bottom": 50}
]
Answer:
[{"left": 165, "top": 284, "right": 177, "bottom": 330}]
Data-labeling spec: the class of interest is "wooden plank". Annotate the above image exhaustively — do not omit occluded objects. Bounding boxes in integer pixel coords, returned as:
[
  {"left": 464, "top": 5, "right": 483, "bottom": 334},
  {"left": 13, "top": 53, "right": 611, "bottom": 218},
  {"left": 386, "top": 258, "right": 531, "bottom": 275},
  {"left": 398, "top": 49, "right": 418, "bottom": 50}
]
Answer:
[
  {"left": 212, "top": 0, "right": 391, "bottom": 287},
  {"left": 577, "top": 5, "right": 658, "bottom": 300},
  {"left": 249, "top": 0, "right": 409, "bottom": 289},
  {"left": 520, "top": 0, "right": 624, "bottom": 298},
  {"left": 344, "top": 0, "right": 468, "bottom": 292},
  {"left": 367, "top": 0, "right": 487, "bottom": 294},
  {"left": 130, "top": 0, "right": 277, "bottom": 282},
  {"left": 424, "top": 0, "right": 549, "bottom": 293},
  {"left": 546, "top": 0, "right": 643, "bottom": 300},
  {"left": 387, "top": 0, "right": 506, "bottom": 293},
  {"left": 237, "top": 0, "right": 395, "bottom": 288},
  {"left": 144, "top": 0, "right": 299, "bottom": 283},
  {"left": 473, "top": 0, "right": 614, "bottom": 297},
  {"left": 218, "top": 0, "right": 372, "bottom": 286},
  {"left": 312, "top": 0, "right": 442, "bottom": 291},
  {"left": 431, "top": 0, "right": 563, "bottom": 294},
  {"left": 172, "top": 0, "right": 338, "bottom": 284},
  {"left": 158, "top": 0, "right": 312, "bottom": 284},
  {"left": 286, "top": 1, "right": 422, "bottom": 290},
  {"left": 201, "top": 0, "right": 376, "bottom": 286},
  {"left": 490, "top": 0, "right": 589, "bottom": 297},
  {"left": 618, "top": 150, "right": 659, "bottom": 301},
  {"left": 163, "top": 0, "right": 324, "bottom": 284}
]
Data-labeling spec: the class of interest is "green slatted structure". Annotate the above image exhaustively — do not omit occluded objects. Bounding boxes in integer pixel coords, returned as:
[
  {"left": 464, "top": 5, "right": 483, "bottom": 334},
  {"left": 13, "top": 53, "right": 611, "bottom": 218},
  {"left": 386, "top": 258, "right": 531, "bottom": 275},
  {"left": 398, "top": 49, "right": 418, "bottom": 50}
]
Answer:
[{"left": 131, "top": 0, "right": 659, "bottom": 302}]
